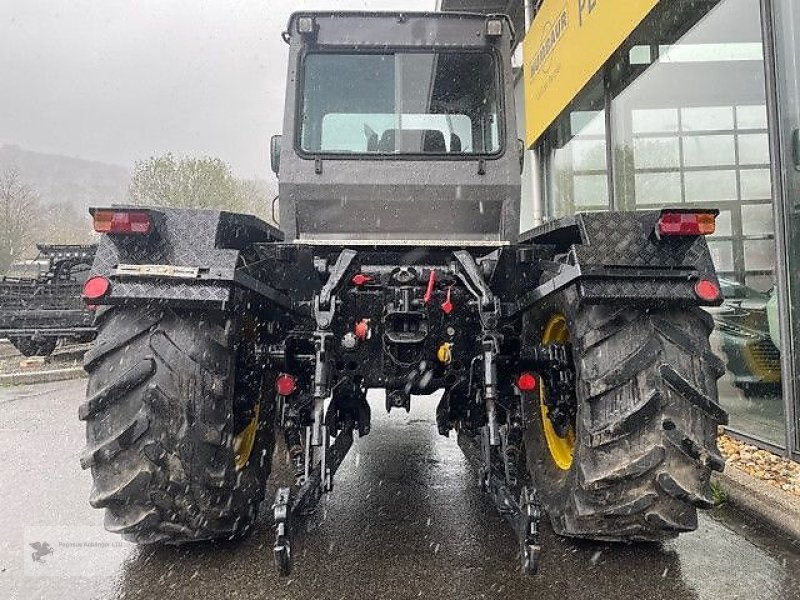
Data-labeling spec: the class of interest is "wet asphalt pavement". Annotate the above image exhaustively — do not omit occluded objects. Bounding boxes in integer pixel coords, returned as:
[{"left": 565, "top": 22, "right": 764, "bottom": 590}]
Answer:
[{"left": 1, "top": 379, "right": 799, "bottom": 600}]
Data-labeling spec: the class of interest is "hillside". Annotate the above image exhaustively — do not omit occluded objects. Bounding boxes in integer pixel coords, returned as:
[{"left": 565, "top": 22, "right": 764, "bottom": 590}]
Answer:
[
  {"left": 0, "top": 144, "right": 131, "bottom": 259},
  {"left": 0, "top": 144, "right": 130, "bottom": 217}
]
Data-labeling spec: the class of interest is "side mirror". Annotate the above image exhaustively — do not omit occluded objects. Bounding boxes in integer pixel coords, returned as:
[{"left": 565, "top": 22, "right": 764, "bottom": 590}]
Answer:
[
  {"left": 517, "top": 139, "right": 526, "bottom": 174},
  {"left": 270, "top": 135, "right": 282, "bottom": 176}
]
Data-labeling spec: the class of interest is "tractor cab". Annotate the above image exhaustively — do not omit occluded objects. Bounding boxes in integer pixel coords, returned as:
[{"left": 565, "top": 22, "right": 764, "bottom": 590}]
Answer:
[{"left": 272, "top": 12, "right": 521, "bottom": 243}]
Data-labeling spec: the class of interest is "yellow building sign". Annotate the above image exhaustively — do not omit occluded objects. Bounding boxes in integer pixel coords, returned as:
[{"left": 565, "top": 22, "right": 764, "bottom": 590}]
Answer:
[{"left": 523, "top": 0, "right": 662, "bottom": 145}]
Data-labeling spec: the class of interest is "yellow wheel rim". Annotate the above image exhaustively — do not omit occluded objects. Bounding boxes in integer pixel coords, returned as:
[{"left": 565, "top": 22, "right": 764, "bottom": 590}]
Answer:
[
  {"left": 234, "top": 403, "right": 260, "bottom": 471},
  {"left": 540, "top": 314, "right": 576, "bottom": 471}
]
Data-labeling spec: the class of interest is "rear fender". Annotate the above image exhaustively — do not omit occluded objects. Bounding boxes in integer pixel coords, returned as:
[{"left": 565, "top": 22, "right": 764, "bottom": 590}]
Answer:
[
  {"left": 518, "top": 210, "right": 723, "bottom": 308},
  {"left": 87, "top": 207, "right": 286, "bottom": 310}
]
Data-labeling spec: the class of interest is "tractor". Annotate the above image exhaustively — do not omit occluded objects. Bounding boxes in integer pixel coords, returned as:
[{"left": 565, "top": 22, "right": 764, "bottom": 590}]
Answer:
[{"left": 80, "top": 11, "right": 727, "bottom": 575}]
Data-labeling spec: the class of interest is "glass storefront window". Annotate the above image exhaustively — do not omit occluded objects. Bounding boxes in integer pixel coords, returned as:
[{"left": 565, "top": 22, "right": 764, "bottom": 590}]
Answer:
[
  {"left": 609, "top": 0, "right": 785, "bottom": 445},
  {"left": 770, "top": 0, "right": 800, "bottom": 455},
  {"left": 608, "top": 0, "right": 785, "bottom": 447},
  {"left": 532, "top": 0, "right": 800, "bottom": 452},
  {"left": 521, "top": 0, "right": 778, "bottom": 446},
  {"left": 543, "top": 75, "right": 609, "bottom": 218}
]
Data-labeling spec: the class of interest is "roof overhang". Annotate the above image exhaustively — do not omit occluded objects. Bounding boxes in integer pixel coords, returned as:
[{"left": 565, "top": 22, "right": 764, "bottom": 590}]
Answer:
[{"left": 438, "top": 0, "right": 526, "bottom": 42}]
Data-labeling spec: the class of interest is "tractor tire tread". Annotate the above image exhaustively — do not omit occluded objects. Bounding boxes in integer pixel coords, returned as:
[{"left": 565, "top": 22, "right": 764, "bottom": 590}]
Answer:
[
  {"left": 526, "top": 298, "right": 727, "bottom": 542},
  {"left": 81, "top": 307, "right": 273, "bottom": 545}
]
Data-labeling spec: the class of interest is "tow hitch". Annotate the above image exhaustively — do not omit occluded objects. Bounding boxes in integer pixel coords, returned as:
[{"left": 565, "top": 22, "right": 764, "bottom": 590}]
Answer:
[
  {"left": 272, "top": 424, "right": 354, "bottom": 575},
  {"left": 458, "top": 425, "right": 543, "bottom": 575}
]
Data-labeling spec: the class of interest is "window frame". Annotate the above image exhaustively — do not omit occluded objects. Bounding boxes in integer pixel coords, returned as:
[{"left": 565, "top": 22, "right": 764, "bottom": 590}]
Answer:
[{"left": 293, "top": 47, "right": 507, "bottom": 162}]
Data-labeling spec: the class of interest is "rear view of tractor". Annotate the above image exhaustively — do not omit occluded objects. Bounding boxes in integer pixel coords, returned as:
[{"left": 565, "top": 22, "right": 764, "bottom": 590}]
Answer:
[{"left": 79, "top": 12, "right": 728, "bottom": 576}]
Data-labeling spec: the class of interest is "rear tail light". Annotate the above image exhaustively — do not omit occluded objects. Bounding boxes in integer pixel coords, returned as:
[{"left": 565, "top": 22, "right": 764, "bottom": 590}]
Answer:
[
  {"left": 351, "top": 273, "right": 373, "bottom": 286},
  {"left": 657, "top": 210, "right": 717, "bottom": 237},
  {"left": 297, "top": 15, "right": 316, "bottom": 35},
  {"left": 93, "top": 210, "right": 151, "bottom": 235},
  {"left": 82, "top": 276, "right": 110, "bottom": 301},
  {"left": 275, "top": 373, "right": 297, "bottom": 396},
  {"left": 517, "top": 372, "right": 538, "bottom": 392},
  {"left": 486, "top": 18, "right": 504, "bottom": 37}
]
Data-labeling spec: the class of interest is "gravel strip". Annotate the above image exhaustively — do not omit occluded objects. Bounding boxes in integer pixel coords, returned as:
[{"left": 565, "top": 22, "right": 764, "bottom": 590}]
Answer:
[{"left": 718, "top": 433, "right": 800, "bottom": 497}]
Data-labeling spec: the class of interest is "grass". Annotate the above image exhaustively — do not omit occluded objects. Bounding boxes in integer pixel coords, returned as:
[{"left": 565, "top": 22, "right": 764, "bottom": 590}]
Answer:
[{"left": 710, "top": 482, "right": 728, "bottom": 507}]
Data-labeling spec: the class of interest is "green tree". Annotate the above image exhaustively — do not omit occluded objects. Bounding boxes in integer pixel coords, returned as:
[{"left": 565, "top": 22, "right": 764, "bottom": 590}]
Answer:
[
  {"left": 236, "top": 178, "right": 278, "bottom": 226},
  {"left": 0, "top": 168, "right": 40, "bottom": 271},
  {"left": 129, "top": 154, "right": 244, "bottom": 211}
]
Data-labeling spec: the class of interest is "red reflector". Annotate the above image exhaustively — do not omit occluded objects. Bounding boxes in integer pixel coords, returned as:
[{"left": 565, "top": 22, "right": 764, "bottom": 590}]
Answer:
[
  {"left": 657, "top": 211, "right": 716, "bottom": 237},
  {"left": 695, "top": 279, "right": 721, "bottom": 302},
  {"left": 275, "top": 373, "right": 296, "bottom": 396},
  {"left": 354, "top": 319, "right": 371, "bottom": 341},
  {"left": 93, "top": 210, "right": 151, "bottom": 235},
  {"left": 351, "top": 273, "right": 373, "bottom": 286},
  {"left": 517, "top": 372, "right": 538, "bottom": 392},
  {"left": 82, "top": 276, "right": 110, "bottom": 301}
]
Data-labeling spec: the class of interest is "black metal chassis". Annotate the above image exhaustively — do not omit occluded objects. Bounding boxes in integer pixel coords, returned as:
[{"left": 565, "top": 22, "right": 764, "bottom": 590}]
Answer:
[
  {"left": 0, "top": 308, "right": 95, "bottom": 341},
  {"left": 89, "top": 206, "right": 721, "bottom": 323},
  {"left": 87, "top": 206, "right": 722, "bottom": 574},
  {"left": 0, "top": 287, "right": 96, "bottom": 341}
]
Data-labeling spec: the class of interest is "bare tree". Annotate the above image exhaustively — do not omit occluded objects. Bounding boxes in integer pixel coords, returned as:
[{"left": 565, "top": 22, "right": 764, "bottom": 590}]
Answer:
[
  {"left": 0, "top": 168, "right": 40, "bottom": 271},
  {"left": 40, "top": 201, "right": 93, "bottom": 245}
]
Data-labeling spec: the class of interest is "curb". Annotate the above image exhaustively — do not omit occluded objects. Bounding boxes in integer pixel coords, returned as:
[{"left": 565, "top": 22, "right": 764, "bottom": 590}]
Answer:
[
  {"left": 0, "top": 367, "right": 87, "bottom": 386},
  {"left": 713, "top": 464, "right": 800, "bottom": 542}
]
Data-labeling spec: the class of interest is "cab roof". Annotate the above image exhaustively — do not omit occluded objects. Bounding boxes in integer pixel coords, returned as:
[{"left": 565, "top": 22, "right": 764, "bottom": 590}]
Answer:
[{"left": 285, "top": 11, "right": 515, "bottom": 47}]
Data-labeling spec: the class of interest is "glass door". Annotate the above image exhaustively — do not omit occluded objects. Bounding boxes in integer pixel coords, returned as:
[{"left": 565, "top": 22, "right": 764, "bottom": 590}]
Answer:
[
  {"left": 609, "top": 0, "right": 786, "bottom": 447},
  {"left": 765, "top": 0, "right": 800, "bottom": 456}
]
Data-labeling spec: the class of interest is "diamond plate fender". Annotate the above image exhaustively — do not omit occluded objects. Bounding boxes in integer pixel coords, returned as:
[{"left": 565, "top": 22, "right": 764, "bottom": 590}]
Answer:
[
  {"left": 518, "top": 211, "right": 723, "bottom": 307},
  {"left": 88, "top": 207, "right": 286, "bottom": 309}
]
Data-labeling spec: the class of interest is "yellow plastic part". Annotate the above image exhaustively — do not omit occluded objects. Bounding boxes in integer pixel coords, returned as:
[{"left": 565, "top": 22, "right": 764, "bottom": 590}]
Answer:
[
  {"left": 233, "top": 403, "right": 260, "bottom": 471},
  {"left": 540, "top": 314, "right": 576, "bottom": 471},
  {"left": 437, "top": 342, "right": 453, "bottom": 364}
]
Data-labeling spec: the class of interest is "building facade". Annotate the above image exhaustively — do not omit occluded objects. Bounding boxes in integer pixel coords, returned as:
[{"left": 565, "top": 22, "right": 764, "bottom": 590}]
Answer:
[{"left": 441, "top": 0, "right": 799, "bottom": 459}]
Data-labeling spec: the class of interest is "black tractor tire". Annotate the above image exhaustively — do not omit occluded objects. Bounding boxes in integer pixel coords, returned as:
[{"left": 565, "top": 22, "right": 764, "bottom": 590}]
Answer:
[
  {"left": 10, "top": 336, "right": 57, "bottom": 357},
  {"left": 523, "top": 289, "right": 727, "bottom": 541},
  {"left": 79, "top": 306, "right": 275, "bottom": 544}
]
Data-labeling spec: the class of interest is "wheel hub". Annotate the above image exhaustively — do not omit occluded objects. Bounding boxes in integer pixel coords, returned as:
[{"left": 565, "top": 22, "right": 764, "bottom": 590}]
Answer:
[
  {"left": 234, "top": 404, "right": 260, "bottom": 471},
  {"left": 540, "top": 314, "right": 577, "bottom": 471}
]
